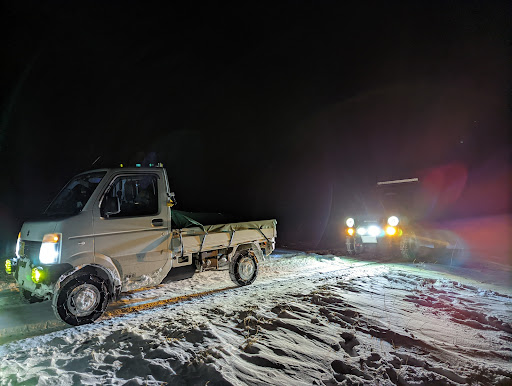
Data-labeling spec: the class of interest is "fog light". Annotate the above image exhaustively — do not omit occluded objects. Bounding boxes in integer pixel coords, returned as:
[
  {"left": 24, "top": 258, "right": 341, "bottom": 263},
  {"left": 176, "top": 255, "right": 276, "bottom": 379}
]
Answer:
[
  {"left": 347, "top": 228, "right": 354, "bottom": 236},
  {"left": 5, "top": 259, "right": 12, "bottom": 275},
  {"left": 32, "top": 267, "right": 44, "bottom": 283},
  {"left": 386, "top": 226, "right": 397, "bottom": 236}
]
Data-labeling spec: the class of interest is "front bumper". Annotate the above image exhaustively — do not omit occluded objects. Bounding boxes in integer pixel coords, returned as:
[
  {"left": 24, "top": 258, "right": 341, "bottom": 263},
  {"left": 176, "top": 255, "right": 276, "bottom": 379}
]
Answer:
[{"left": 14, "top": 258, "right": 72, "bottom": 299}]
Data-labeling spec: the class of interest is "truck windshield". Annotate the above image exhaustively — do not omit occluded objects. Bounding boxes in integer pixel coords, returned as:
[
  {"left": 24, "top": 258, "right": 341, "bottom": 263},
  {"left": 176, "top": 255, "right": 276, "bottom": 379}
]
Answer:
[{"left": 45, "top": 172, "right": 106, "bottom": 216}]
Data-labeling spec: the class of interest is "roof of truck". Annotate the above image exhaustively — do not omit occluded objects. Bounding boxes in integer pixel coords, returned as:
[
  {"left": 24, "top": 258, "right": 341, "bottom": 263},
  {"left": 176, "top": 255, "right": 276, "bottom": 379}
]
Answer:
[{"left": 78, "top": 167, "right": 165, "bottom": 175}]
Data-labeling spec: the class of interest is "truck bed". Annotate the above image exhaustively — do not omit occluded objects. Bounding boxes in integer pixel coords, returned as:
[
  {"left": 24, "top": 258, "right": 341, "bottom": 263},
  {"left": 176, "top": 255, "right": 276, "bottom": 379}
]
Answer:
[{"left": 170, "top": 219, "right": 277, "bottom": 256}]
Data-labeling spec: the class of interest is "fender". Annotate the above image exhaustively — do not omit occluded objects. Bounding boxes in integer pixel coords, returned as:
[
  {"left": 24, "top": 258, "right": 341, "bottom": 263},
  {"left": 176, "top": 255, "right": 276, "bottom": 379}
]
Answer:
[
  {"left": 64, "top": 251, "right": 96, "bottom": 267},
  {"left": 54, "top": 261, "right": 122, "bottom": 300},
  {"left": 93, "top": 253, "right": 123, "bottom": 286},
  {"left": 229, "top": 242, "right": 263, "bottom": 263}
]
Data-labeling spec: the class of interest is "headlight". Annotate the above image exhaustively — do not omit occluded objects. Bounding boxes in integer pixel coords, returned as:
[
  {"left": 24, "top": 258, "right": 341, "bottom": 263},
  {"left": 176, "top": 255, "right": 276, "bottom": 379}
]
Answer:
[
  {"left": 387, "top": 216, "right": 399, "bottom": 226},
  {"left": 15, "top": 232, "right": 21, "bottom": 258},
  {"left": 39, "top": 233, "right": 62, "bottom": 264},
  {"left": 356, "top": 227, "right": 367, "bottom": 236},
  {"left": 368, "top": 225, "right": 381, "bottom": 237},
  {"left": 346, "top": 218, "right": 355, "bottom": 227},
  {"left": 386, "top": 226, "right": 397, "bottom": 236}
]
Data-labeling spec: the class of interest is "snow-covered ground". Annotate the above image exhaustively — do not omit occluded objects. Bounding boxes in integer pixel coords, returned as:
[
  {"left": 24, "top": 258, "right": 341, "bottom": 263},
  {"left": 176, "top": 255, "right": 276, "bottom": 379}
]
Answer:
[{"left": 0, "top": 250, "right": 511, "bottom": 385}]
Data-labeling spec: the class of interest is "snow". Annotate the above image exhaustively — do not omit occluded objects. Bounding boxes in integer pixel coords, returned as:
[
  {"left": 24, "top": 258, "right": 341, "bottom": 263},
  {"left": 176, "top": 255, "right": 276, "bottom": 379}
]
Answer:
[{"left": 0, "top": 250, "right": 511, "bottom": 385}]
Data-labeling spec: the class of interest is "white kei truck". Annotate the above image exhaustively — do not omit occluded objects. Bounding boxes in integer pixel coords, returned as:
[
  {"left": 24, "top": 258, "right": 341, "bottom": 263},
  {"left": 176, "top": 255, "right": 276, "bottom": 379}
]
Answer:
[{"left": 5, "top": 166, "right": 277, "bottom": 326}]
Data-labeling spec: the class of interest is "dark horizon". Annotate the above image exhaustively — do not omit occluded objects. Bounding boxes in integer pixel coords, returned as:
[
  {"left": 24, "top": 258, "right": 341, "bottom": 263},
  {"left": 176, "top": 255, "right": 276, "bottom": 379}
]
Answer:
[{"left": 1, "top": 1, "right": 510, "bottom": 253}]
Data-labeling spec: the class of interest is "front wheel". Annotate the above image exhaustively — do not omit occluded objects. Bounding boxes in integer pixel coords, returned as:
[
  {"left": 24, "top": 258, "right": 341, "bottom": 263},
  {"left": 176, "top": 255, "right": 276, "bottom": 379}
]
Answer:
[
  {"left": 52, "top": 273, "right": 109, "bottom": 326},
  {"left": 346, "top": 236, "right": 363, "bottom": 255},
  {"left": 229, "top": 250, "right": 258, "bottom": 286}
]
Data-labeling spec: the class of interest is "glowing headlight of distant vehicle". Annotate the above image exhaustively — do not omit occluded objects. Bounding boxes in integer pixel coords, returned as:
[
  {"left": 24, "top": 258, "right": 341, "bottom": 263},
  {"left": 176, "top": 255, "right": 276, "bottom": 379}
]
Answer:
[
  {"left": 346, "top": 218, "right": 355, "bottom": 227},
  {"left": 368, "top": 225, "right": 381, "bottom": 237},
  {"left": 387, "top": 216, "right": 399, "bottom": 227},
  {"left": 39, "top": 233, "right": 62, "bottom": 264},
  {"left": 386, "top": 226, "right": 397, "bottom": 236},
  {"left": 356, "top": 227, "right": 367, "bottom": 236},
  {"left": 15, "top": 232, "right": 21, "bottom": 258}
]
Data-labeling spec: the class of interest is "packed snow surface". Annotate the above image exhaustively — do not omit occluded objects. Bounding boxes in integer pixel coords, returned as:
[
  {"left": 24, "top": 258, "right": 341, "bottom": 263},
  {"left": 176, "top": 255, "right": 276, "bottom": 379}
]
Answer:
[{"left": 0, "top": 250, "right": 511, "bottom": 385}]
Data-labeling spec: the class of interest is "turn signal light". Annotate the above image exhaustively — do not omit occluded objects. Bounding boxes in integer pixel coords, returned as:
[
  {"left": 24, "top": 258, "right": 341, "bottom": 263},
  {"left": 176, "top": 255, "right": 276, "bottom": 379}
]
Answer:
[
  {"left": 347, "top": 228, "right": 354, "bottom": 236},
  {"left": 42, "top": 234, "right": 60, "bottom": 243}
]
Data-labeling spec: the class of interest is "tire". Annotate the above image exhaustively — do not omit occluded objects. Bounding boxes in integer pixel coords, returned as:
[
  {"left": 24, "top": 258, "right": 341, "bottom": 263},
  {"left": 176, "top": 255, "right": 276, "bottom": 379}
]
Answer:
[
  {"left": 52, "top": 273, "right": 109, "bottom": 326},
  {"left": 400, "top": 233, "right": 420, "bottom": 260},
  {"left": 229, "top": 250, "right": 258, "bottom": 286},
  {"left": 19, "top": 288, "right": 45, "bottom": 304},
  {"left": 346, "top": 236, "right": 363, "bottom": 255}
]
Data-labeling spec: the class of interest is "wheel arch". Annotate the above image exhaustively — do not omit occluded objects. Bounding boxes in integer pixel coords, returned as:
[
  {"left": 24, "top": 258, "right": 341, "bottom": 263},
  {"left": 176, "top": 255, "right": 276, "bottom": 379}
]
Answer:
[
  {"left": 229, "top": 242, "right": 263, "bottom": 263},
  {"left": 54, "top": 262, "right": 121, "bottom": 300}
]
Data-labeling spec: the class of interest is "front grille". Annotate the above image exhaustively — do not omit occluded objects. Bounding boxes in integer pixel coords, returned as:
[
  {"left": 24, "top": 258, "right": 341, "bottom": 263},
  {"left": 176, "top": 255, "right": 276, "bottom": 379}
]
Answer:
[{"left": 21, "top": 240, "right": 42, "bottom": 265}]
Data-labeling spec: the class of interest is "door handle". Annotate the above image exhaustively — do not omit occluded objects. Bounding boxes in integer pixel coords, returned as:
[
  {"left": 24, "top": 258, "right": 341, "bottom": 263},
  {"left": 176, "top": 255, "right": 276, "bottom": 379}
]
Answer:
[{"left": 152, "top": 218, "right": 164, "bottom": 227}]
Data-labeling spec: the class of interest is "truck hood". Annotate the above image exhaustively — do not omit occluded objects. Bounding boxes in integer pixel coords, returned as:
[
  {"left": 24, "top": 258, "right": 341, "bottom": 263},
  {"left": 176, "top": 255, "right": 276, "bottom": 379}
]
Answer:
[{"left": 20, "top": 220, "right": 58, "bottom": 242}]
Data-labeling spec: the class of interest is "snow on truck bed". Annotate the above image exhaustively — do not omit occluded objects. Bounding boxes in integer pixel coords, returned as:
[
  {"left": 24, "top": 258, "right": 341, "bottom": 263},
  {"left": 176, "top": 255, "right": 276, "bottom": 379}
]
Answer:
[{"left": 0, "top": 250, "right": 511, "bottom": 385}]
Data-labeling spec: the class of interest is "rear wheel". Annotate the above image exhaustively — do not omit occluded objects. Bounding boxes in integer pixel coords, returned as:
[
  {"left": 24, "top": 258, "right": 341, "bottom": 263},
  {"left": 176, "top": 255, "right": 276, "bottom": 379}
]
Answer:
[
  {"left": 229, "top": 250, "right": 258, "bottom": 286},
  {"left": 52, "top": 273, "right": 109, "bottom": 326},
  {"left": 400, "top": 233, "right": 420, "bottom": 260}
]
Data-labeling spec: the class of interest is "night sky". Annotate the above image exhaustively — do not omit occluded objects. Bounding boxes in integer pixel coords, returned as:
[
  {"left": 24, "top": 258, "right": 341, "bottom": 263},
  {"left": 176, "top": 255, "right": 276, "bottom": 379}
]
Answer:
[{"left": 1, "top": 1, "right": 510, "bottom": 253}]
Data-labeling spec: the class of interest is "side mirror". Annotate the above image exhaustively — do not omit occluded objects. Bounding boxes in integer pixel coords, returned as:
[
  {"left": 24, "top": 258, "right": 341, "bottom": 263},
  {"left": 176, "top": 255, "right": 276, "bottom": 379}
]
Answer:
[
  {"left": 167, "top": 192, "right": 177, "bottom": 207},
  {"left": 104, "top": 195, "right": 121, "bottom": 217}
]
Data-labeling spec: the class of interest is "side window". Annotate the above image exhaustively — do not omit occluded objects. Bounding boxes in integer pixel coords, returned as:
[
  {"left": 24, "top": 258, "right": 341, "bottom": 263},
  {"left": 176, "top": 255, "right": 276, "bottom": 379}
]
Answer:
[{"left": 101, "top": 174, "right": 159, "bottom": 218}]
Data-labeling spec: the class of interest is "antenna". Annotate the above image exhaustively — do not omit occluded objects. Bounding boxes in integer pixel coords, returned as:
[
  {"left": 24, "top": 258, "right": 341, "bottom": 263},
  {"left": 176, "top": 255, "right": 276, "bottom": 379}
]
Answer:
[{"left": 91, "top": 156, "right": 101, "bottom": 166}]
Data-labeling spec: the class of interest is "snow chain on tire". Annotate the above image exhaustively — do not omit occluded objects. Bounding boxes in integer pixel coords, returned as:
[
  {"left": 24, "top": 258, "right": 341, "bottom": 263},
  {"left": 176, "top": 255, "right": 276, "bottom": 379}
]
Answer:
[
  {"left": 229, "top": 249, "right": 258, "bottom": 286},
  {"left": 52, "top": 273, "right": 109, "bottom": 326}
]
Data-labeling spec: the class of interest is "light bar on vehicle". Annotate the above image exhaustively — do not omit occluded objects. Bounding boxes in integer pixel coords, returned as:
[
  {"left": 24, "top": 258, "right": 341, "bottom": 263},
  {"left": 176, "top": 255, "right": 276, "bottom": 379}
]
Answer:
[{"left": 377, "top": 178, "right": 419, "bottom": 185}]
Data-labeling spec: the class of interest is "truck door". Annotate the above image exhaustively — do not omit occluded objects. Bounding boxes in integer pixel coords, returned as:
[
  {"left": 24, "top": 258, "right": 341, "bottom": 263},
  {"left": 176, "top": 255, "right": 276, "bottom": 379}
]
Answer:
[{"left": 92, "top": 172, "right": 170, "bottom": 282}]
